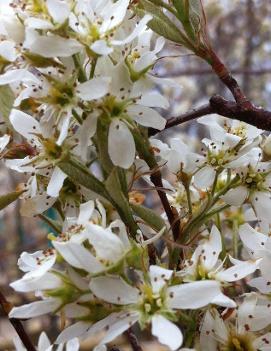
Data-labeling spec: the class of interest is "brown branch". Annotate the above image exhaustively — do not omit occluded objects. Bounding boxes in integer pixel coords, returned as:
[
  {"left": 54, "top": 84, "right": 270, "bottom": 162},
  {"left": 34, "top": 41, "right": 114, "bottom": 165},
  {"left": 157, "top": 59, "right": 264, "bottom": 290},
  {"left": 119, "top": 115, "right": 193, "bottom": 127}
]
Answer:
[
  {"left": 156, "top": 67, "right": 271, "bottom": 78},
  {"left": 125, "top": 329, "right": 143, "bottom": 351},
  {"left": 149, "top": 94, "right": 271, "bottom": 136},
  {"left": 150, "top": 170, "right": 180, "bottom": 241},
  {"left": 0, "top": 290, "right": 36, "bottom": 351}
]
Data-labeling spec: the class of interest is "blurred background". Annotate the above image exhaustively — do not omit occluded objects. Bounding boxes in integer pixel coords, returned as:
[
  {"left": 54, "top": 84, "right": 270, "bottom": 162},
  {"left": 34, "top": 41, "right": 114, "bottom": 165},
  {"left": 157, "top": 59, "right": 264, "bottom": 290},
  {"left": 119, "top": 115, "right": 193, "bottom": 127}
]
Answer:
[{"left": 1, "top": 0, "right": 271, "bottom": 349}]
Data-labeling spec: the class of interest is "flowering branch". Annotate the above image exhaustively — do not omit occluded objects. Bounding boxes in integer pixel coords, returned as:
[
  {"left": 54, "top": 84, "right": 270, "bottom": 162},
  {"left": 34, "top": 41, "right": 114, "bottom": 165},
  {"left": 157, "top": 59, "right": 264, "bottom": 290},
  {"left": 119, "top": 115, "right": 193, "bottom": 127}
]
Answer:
[{"left": 0, "top": 290, "right": 36, "bottom": 351}]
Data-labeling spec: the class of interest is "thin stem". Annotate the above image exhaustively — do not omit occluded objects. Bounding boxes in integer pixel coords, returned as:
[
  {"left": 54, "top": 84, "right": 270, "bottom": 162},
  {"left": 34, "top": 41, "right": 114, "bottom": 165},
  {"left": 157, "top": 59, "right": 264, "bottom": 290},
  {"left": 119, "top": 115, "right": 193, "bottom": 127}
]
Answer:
[
  {"left": 0, "top": 290, "right": 36, "bottom": 351},
  {"left": 90, "top": 57, "right": 97, "bottom": 79},
  {"left": 125, "top": 329, "right": 143, "bottom": 351},
  {"left": 184, "top": 182, "right": 193, "bottom": 217},
  {"left": 72, "top": 54, "right": 87, "bottom": 82}
]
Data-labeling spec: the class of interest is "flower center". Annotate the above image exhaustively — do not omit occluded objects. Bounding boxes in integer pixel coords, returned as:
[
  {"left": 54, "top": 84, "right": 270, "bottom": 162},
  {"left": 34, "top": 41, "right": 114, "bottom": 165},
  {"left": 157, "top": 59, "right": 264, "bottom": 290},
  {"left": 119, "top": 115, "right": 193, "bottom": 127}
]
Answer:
[{"left": 224, "top": 334, "right": 255, "bottom": 351}]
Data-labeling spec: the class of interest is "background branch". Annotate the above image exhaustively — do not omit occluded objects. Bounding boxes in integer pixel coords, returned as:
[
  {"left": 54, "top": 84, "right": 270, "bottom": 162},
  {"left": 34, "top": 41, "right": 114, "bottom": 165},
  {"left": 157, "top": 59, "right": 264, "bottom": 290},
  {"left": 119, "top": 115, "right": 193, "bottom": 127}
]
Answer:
[{"left": 0, "top": 289, "right": 36, "bottom": 351}]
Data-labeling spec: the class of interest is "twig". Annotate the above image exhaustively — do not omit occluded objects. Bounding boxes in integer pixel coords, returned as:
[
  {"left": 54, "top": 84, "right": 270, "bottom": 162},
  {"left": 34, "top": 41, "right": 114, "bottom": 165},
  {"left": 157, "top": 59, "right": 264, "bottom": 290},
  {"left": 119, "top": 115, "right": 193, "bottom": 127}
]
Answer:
[
  {"left": 149, "top": 94, "right": 271, "bottom": 135},
  {"left": 125, "top": 329, "right": 143, "bottom": 351},
  {"left": 150, "top": 171, "right": 180, "bottom": 241},
  {"left": 0, "top": 289, "right": 36, "bottom": 351}
]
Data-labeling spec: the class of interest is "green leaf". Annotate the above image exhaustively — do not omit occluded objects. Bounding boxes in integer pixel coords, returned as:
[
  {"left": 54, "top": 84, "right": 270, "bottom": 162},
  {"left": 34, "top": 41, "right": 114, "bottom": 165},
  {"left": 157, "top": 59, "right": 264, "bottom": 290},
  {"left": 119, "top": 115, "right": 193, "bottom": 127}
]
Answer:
[
  {"left": 131, "top": 203, "right": 166, "bottom": 232},
  {"left": 59, "top": 158, "right": 109, "bottom": 200},
  {"left": 136, "top": 0, "right": 190, "bottom": 46},
  {"left": 0, "top": 85, "right": 14, "bottom": 124},
  {"left": 105, "top": 168, "right": 139, "bottom": 237},
  {"left": 0, "top": 190, "right": 23, "bottom": 211}
]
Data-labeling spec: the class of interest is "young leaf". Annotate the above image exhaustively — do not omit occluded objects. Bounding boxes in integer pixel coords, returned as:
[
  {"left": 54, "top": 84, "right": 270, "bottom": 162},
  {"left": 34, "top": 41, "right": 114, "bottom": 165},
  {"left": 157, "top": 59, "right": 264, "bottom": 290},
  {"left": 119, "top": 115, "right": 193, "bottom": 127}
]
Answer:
[
  {"left": 0, "top": 85, "right": 14, "bottom": 124},
  {"left": 105, "top": 168, "right": 139, "bottom": 237},
  {"left": 58, "top": 158, "right": 109, "bottom": 200},
  {"left": 131, "top": 203, "right": 166, "bottom": 232},
  {"left": 136, "top": 0, "right": 191, "bottom": 47},
  {"left": 0, "top": 190, "right": 23, "bottom": 211}
]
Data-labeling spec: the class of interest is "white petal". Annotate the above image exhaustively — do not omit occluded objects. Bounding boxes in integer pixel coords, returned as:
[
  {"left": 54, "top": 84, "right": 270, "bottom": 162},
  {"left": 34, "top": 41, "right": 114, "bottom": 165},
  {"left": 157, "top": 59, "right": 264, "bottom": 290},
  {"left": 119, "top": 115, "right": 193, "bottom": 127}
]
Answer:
[
  {"left": 77, "top": 200, "right": 94, "bottom": 225},
  {"left": 10, "top": 272, "right": 61, "bottom": 292},
  {"left": 0, "top": 69, "right": 39, "bottom": 85},
  {"left": 66, "top": 338, "right": 80, "bottom": 351},
  {"left": 20, "top": 194, "right": 56, "bottom": 217},
  {"left": 139, "top": 92, "right": 169, "bottom": 109},
  {"left": 127, "top": 105, "right": 166, "bottom": 130},
  {"left": 221, "top": 185, "right": 248, "bottom": 206},
  {"left": 56, "top": 322, "right": 89, "bottom": 343},
  {"left": 200, "top": 311, "right": 217, "bottom": 351},
  {"left": 53, "top": 241, "right": 104, "bottom": 274},
  {"left": 252, "top": 191, "right": 271, "bottom": 223},
  {"left": 239, "top": 223, "right": 267, "bottom": 253},
  {"left": 193, "top": 165, "right": 216, "bottom": 189},
  {"left": 25, "top": 17, "right": 54, "bottom": 30},
  {"left": 25, "top": 31, "right": 82, "bottom": 58},
  {"left": 167, "top": 280, "right": 233, "bottom": 309},
  {"left": 99, "top": 312, "right": 139, "bottom": 345},
  {"left": 152, "top": 315, "right": 183, "bottom": 350},
  {"left": 90, "top": 40, "right": 113, "bottom": 55},
  {"left": 108, "top": 119, "right": 135, "bottom": 169},
  {"left": 46, "top": 0, "right": 70, "bottom": 24},
  {"left": 86, "top": 223, "right": 126, "bottom": 262},
  {"left": 112, "top": 15, "right": 152, "bottom": 46},
  {"left": 249, "top": 277, "right": 271, "bottom": 294},
  {"left": 38, "top": 332, "right": 51, "bottom": 351},
  {"left": 76, "top": 78, "right": 111, "bottom": 100},
  {"left": 9, "top": 299, "right": 59, "bottom": 318},
  {"left": 210, "top": 292, "right": 236, "bottom": 308},
  {"left": 89, "top": 276, "right": 139, "bottom": 305},
  {"left": 201, "top": 225, "right": 222, "bottom": 271},
  {"left": 216, "top": 260, "right": 259, "bottom": 282},
  {"left": 149, "top": 265, "right": 173, "bottom": 294},
  {"left": 57, "top": 112, "right": 71, "bottom": 146},
  {"left": 10, "top": 109, "right": 41, "bottom": 140},
  {"left": 46, "top": 166, "right": 67, "bottom": 197},
  {"left": 0, "top": 40, "right": 16, "bottom": 61},
  {"left": 254, "top": 332, "right": 271, "bottom": 350},
  {"left": 0, "top": 134, "right": 10, "bottom": 153}
]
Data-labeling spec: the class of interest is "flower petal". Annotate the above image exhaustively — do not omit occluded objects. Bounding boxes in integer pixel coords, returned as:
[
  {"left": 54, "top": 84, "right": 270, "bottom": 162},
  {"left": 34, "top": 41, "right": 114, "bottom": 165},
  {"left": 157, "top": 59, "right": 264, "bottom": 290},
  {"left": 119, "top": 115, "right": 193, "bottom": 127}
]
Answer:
[
  {"left": 86, "top": 223, "right": 126, "bottom": 262},
  {"left": 10, "top": 109, "right": 41, "bottom": 140},
  {"left": 127, "top": 105, "right": 166, "bottom": 130},
  {"left": 221, "top": 185, "right": 248, "bottom": 206},
  {"left": 47, "top": 166, "right": 67, "bottom": 197},
  {"left": 9, "top": 299, "right": 59, "bottom": 318},
  {"left": 76, "top": 78, "right": 111, "bottom": 100},
  {"left": 149, "top": 265, "right": 173, "bottom": 294},
  {"left": 53, "top": 241, "right": 104, "bottom": 274},
  {"left": 152, "top": 315, "right": 183, "bottom": 350},
  {"left": 193, "top": 165, "right": 216, "bottom": 189},
  {"left": 46, "top": 0, "right": 70, "bottom": 24},
  {"left": 167, "top": 280, "right": 234, "bottom": 309},
  {"left": 108, "top": 119, "right": 135, "bottom": 169},
  {"left": 89, "top": 276, "right": 139, "bottom": 305}
]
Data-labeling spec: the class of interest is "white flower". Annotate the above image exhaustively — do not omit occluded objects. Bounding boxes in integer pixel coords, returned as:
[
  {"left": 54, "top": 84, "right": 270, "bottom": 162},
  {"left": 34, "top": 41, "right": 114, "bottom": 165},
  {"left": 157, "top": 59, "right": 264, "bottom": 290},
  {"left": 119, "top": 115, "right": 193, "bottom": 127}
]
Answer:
[
  {"left": 239, "top": 223, "right": 271, "bottom": 293},
  {"left": 13, "top": 332, "right": 80, "bottom": 351},
  {"left": 94, "top": 60, "right": 167, "bottom": 168},
  {"left": 57, "top": 265, "right": 235, "bottom": 350},
  {"left": 53, "top": 215, "right": 131, "bottom": 275},
  {"left": 200, "top": 293, "right": 271, "bottom": 351},
  {"left": 222, "top": 161, "right": 271, "bottom": 225},
  {"left": 180, "top": 225, "right": 259, "bottom": 284}
]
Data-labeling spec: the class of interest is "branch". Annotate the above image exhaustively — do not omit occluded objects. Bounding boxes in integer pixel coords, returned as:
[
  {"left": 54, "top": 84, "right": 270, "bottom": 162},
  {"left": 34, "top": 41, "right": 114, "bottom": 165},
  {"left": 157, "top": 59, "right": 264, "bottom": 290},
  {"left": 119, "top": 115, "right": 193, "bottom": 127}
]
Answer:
[
  {"left": 0, "top": 289, "right": 36, "bottom": 351},
  {"left": 149, "top": 95, "right": 271, "bottom": 135},
  {"left": 125, "top": 329, "right": 143, "bottom": 351},
  {"left": 150, "top": 170, "right": 180, "bottom": 241}
]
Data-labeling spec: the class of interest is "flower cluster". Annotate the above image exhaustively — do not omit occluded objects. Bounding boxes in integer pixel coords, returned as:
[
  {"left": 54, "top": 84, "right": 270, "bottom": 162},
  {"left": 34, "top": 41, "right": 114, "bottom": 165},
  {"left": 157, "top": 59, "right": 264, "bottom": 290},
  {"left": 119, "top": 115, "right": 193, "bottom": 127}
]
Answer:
[{"left": 0, "top": 0, "right": 271, "bottom": 350}]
